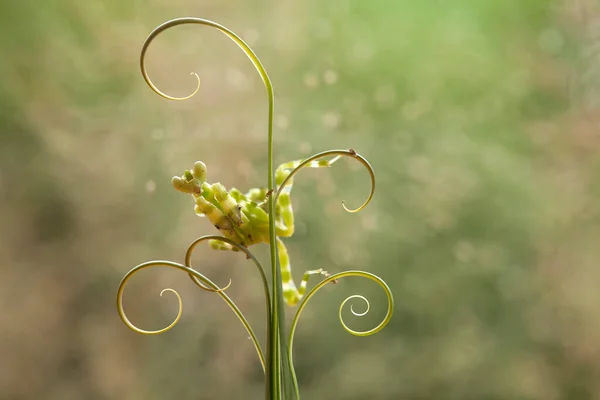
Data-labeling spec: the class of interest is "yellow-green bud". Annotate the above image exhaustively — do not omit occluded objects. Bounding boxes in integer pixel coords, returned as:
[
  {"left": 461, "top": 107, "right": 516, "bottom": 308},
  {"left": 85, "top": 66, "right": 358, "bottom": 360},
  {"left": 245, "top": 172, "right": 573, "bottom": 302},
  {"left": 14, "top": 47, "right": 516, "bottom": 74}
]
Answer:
[
  {"left": 172, "top": 176, "right": 196, "bottom": 193},
  {"left": 193, "top": 161, "right": 207, "bottom": 181}
]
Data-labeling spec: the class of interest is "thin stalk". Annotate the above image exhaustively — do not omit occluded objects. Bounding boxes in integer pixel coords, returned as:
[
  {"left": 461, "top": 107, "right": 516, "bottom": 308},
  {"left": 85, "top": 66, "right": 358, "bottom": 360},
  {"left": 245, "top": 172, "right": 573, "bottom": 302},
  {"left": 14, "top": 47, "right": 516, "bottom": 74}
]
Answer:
[{"left": 140, "top": 18, "right": 280, "bottom": 399}]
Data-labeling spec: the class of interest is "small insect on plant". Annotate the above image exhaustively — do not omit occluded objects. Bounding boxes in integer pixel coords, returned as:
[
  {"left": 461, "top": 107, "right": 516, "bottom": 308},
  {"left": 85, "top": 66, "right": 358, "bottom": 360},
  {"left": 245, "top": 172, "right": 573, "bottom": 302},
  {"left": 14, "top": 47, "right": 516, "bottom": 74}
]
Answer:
[
  {"left": 171, "top": 157, "right": 342, "bottom": 305},
  {"left": 116, "top": 17, "right": 394, "bottom": 400}
]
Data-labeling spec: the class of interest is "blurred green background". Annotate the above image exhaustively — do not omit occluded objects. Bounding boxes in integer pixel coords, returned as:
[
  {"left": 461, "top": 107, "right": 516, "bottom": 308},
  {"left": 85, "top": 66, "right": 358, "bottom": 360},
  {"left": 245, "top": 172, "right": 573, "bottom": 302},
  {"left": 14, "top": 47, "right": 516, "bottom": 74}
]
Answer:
[{"left": 2, "top": 0, "right": 599, "bottom": 399}]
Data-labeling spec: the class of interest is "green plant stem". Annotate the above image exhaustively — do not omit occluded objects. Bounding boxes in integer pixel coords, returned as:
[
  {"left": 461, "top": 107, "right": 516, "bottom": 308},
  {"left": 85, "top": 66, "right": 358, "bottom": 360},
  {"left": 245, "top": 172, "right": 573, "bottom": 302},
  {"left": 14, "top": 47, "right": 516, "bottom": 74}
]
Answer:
[{"left": 140, "top": 18, "right": 280, "bottom": 399}]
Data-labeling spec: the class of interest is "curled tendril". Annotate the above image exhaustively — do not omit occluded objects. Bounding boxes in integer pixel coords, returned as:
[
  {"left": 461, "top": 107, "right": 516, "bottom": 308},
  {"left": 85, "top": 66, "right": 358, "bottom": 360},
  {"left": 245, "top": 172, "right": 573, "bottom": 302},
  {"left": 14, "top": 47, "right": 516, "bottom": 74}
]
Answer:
[
  {"left": 287, "top": 270, "right": 394, "bottom": 397},
  {"left": 273, "top": 149, "right": 376, "bottom": 213},
  {"left": 140, "top": 17, "right": 272, "bottom": 105},
  {"left": 117, "top": 260, "right": 199, "bottom": 335},
  {"left": 140, "top": 23, "right": 201, "bottom": 100},
  {"left": 116, "top": 237, "right": 271, "bottom": 372},
  {"left": 184, "top": 235, "right": 263, "bottom": 293},
  {"left": 345, "top": 295, "right": 370, "bottom": 317}
]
